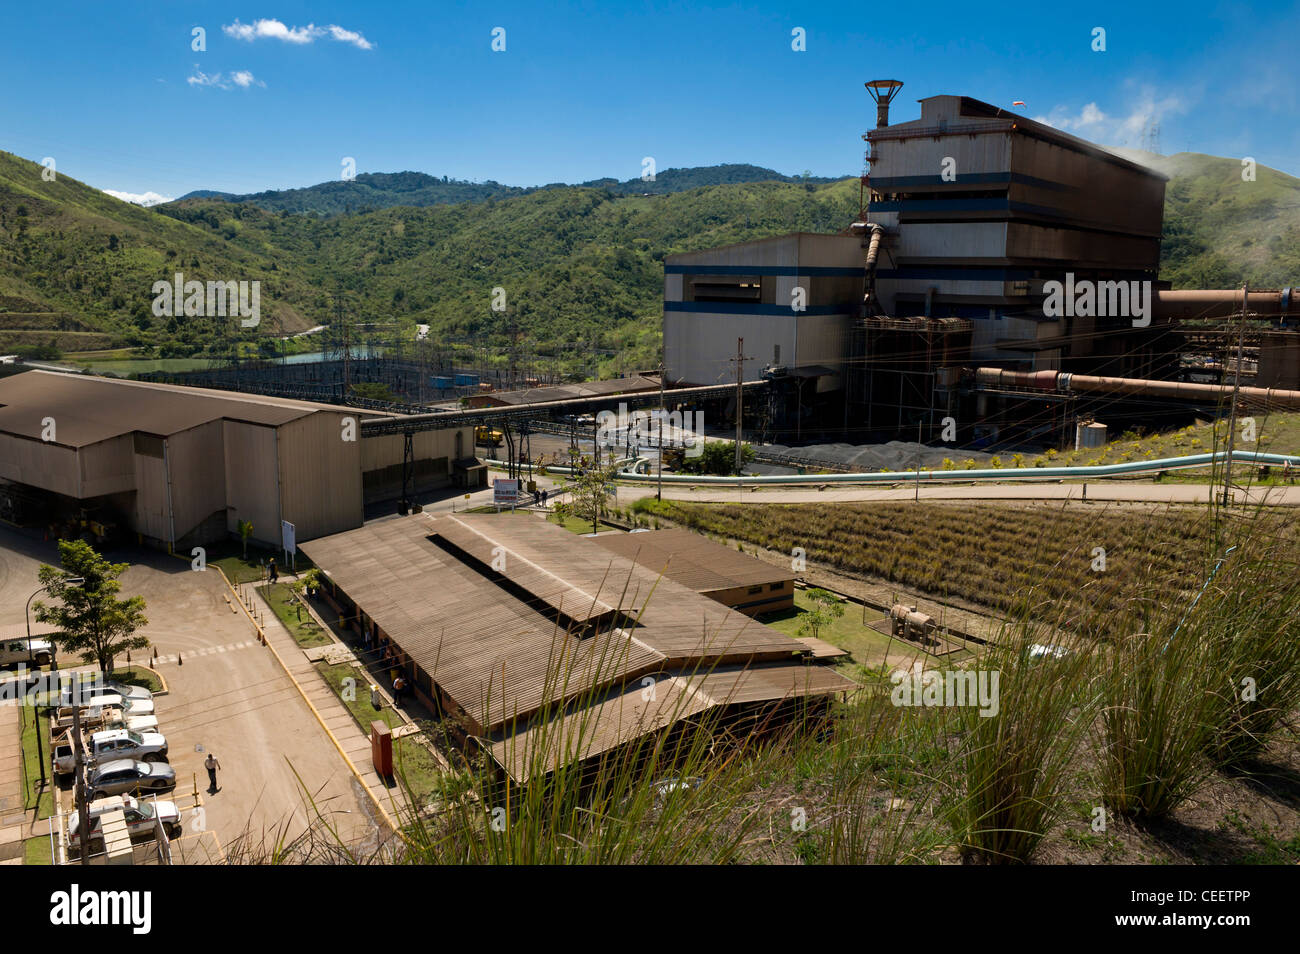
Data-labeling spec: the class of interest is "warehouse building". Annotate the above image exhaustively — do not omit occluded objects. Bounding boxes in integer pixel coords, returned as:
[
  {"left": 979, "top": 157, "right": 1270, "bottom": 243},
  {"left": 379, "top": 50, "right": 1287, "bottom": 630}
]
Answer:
[
  {"left": 0, "top": 369, "right": 474, "bottom": 548},
  {"left": 590, "top": 528, "right": 794, "bottom": 616},
  {"left": 300, "top": 513, "right": 854, "bottom": 783}
]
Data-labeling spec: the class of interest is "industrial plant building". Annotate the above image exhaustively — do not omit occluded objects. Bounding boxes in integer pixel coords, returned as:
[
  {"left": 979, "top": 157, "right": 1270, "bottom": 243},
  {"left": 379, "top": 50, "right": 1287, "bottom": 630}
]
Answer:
[
  {"left": 300, "top": 513, "right": 853, "bottom": 783},
  {"left": 663, "top": 81, "right": 1300, "bottom": 446},
  {"left": 0, "top": 369, "right": 477, "bottom": 549}
]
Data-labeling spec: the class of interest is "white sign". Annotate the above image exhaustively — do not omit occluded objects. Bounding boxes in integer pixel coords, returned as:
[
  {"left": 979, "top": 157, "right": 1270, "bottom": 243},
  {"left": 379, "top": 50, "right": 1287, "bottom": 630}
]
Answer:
[
  {"left": 281, "top": 520, "right": 296, "bottom": 554},
  {"left": 493, "top": 479, "right": 520, "bottom": 507}
]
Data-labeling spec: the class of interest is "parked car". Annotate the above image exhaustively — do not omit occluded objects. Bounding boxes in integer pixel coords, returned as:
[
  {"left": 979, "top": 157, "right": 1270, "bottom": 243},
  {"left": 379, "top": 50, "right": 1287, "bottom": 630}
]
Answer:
[
  {"left": 82, "top": 693, "right": 155, "bottom": 718},
  {"left": 60, "top": 681, "right": 152, "bottom": 707},
  {"left": 66, "top": 795, "right": 182, "bottom": 850},
  {"left": 0, "top": 637, "right": 52, "bottom": 668},
  {"left": 52, "top": 739, "right": 75, "bottom": 778},
  {"left": 87, "top": 728, "right": 168, "bottom": 765},
  {"left": 86, "top": 759, "right": 175, "bottom": 799}
]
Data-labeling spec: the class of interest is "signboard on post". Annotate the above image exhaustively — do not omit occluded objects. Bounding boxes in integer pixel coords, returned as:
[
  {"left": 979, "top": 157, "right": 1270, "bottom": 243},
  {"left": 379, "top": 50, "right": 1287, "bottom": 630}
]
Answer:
[
  {"left": 282, "top": 519, "right": 296, "bottom": 571},
  {"left": 493, "top": 478, "right": 520, "bottom": 511}
]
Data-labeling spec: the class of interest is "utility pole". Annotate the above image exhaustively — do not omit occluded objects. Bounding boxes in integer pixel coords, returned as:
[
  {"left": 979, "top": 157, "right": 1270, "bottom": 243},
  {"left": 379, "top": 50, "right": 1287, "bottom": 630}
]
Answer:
[
  {"left": 730, "top": 338, "right": 752, "bottom": 476},
  {"left": 657, "top": 363, "right": 665, "bottom": 502},
  {"left": 72, "top": 705, "right": 89, "bottom": 864},
  {"left": 1222, "top": 283, "right": 1248, "bottom": 508}
]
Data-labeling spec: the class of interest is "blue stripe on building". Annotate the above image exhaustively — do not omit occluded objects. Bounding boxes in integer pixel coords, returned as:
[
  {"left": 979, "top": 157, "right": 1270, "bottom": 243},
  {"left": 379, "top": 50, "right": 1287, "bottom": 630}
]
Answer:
[
  {"left": 868, "top": 171, "right": 1072, "bottom": 191},
  {"left": 664, "top": 301, "right": 852, "bottom": 316},
  {"left": 664, "top": 265, "right": 864, "bottom": 276}
]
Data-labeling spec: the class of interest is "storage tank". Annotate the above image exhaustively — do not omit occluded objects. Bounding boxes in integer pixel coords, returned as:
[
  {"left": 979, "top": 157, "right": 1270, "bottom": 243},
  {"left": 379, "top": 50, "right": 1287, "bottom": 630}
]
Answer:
[{"left": 1075, "top": 420, "right": 1107, "bottom": 450}]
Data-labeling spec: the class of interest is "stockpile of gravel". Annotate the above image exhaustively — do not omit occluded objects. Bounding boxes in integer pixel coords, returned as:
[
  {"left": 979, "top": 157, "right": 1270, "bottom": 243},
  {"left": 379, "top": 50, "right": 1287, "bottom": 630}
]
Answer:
[{"left": 758, "top": 440, "right": 997, "bottom": 473}]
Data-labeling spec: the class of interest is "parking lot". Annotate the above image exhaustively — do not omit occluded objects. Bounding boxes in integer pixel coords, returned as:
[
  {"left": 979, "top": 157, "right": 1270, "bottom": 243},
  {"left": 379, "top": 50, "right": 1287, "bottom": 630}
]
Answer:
[{"left": 1, "top": 527, "right": 378, "bottom": 860}]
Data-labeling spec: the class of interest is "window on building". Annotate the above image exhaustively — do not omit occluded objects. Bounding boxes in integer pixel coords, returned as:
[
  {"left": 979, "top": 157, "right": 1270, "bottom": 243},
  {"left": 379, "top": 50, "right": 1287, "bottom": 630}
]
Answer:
[
  {"left": 748, "top": 585, "right": 763, "bottom": 595},
  {"left": 769, "top": 582, "right": 784, "bottom": 591},
  {"left": 691, "top": 278, "right": 762, "bottom": 304}
]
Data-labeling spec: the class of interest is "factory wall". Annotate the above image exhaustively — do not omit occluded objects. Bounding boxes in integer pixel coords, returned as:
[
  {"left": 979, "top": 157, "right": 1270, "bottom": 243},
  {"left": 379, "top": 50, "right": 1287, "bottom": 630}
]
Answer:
[
  {"left": 78, "top": 435, "right": 134, "bottom": 500},
  {"left": 278, "top": 411, "right": 364, "bottom": 542},
  {"left": 663, "top": 233, "right": 863, "bottom": 387},
  {"left": 223, "top": 420, "right": 280, "bottom": 546},
  {"left": 165, "top": 420, "right": 227, "bottom": 542},
  {"left": 131, "top": 442, "right": 170, "bottom": 543},
  {"left": 359, "top": 427, "right": 469, "bottom": 505},
  {"left": 0, "top": 434, "right": 80, "bottom": 498}
]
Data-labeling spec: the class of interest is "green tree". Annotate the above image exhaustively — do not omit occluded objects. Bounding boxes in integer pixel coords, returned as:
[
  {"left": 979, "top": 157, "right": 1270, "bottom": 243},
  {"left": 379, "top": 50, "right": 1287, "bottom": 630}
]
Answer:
[
  {"left": 796, "top": 588, "right": 844, "bottom": 641},
  {"left": 34, "top": 540, "right": 149, "bottom": 676},
  {"left": 566, "top": 451, "right": 620, "bottom": 534},
  {"left": 237, "top": 519, "right": 254, "bottom": 559}
]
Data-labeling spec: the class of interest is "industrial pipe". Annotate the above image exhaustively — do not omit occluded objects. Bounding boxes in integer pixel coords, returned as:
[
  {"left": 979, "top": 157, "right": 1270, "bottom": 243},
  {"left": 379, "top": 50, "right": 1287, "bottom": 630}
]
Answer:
[
  {"left": 975, "top": 367, "right": 1300, "bottom": 409},
  {"left": 1154, "top": 288, "right": 1297, "bottom": 321},
  {"left": 489, "top": 450, "right": 1300, "bottom": 487}
]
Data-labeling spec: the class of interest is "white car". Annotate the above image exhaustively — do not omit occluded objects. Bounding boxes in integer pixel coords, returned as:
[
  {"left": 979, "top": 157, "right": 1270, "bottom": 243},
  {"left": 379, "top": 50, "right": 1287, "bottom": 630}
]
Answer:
[
  {"left": 0, "top": 637, "right": 53, "bottom": 668},
  {"left": 60, "top": 681, "right": 152, "bottom": 707},
  {"left": 67, "top": 795, "right": 182, "bottom": 850}
]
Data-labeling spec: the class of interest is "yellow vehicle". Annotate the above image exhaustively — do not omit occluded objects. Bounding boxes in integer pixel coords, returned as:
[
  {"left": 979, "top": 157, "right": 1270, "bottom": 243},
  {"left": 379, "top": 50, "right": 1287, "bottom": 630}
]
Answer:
[{"left": 475, "top": 426, "right": 504, "bottom": 448}]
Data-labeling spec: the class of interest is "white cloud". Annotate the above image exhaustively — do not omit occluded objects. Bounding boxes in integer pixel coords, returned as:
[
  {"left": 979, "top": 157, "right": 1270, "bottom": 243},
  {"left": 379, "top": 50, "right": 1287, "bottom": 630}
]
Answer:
[
  {"left": 223, "top": 18, "right": 373, "bottom": 50},
  {"left": 103, "top": 189, "right": 174, "bottom": 207},
  {"left": 187, "top": 68, "right": 265, "bottom": 90},
  {"left": 327, "top": 25, "right": 374, "bottom": 50},
  {"left": 1032, "top": 88, "right": 1189, "bottom": 151}
]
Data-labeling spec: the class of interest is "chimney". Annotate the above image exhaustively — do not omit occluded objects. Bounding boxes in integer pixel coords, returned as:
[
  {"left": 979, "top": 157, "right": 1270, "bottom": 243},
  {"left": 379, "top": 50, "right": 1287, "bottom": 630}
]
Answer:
[{"left": 865, "top": 79, "right": 904, "bottom": 128}]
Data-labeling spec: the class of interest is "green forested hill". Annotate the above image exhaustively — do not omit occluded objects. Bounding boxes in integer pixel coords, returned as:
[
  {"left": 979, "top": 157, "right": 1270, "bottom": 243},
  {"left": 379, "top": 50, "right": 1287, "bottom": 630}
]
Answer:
[
  {"left": 1148, "top": 152, "right": 1300, "bottom": 288},
  {"left": 3, "top": 146, "right": 1300, "bottom": 373},
  {"left": 172, "top": 163, "right": 838, "bottom": 217},
  {"left": 0, "top": 150, "right": 326, "bottom": 354},
  {"left": 161, "top": 179, "right": 860, "bottom": 372}
]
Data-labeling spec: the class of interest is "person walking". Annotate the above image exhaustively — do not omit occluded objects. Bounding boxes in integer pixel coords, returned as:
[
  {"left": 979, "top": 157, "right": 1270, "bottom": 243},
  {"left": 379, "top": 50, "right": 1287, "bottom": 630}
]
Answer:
[
  {"left": 204, "top": 753, "right": 222, "bottom": 793},
  {"left": 268, "top": 558, "right": 278, "bottom": 584},
  {"left": 392, "top": 674, "right": 407, "bottom": 707}
]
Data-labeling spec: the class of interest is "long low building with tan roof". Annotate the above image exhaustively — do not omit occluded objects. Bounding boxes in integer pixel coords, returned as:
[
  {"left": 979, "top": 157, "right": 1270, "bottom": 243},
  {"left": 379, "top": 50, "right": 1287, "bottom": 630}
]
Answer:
[{"left": 299, "top": 512, "right": 856, "bottom": 783}]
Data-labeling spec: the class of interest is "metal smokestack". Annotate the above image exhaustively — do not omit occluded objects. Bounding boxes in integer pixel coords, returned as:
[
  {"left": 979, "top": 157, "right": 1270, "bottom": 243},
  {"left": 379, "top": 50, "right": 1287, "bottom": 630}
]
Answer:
[{"left": 865, "top": 79, "right": 904, "bottom": 128}]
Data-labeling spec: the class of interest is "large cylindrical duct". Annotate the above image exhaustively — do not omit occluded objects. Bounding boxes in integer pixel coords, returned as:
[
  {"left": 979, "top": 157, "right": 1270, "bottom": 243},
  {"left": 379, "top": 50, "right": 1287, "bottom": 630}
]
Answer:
[
  {"left": 975, "top": 367, "right": 1300, "bottom": 409},
  {"left": 1154, "top": 288, "right": 1297, "bottom": 321}
]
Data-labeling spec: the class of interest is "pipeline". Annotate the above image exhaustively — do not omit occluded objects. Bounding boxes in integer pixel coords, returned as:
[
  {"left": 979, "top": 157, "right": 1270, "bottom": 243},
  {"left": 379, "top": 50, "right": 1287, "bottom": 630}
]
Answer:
[
  {"left": 1154, "top": 288, "right": 1297, "bottom": 322},
  {"left": 851, "top": 221, "right": 887, "bottom": 316},
  {"left": 974, "top": 367, "right": 1300, "bottom": 409},
  {"left": 493, "top": 450, "right": 1300, "bottom": 487}
]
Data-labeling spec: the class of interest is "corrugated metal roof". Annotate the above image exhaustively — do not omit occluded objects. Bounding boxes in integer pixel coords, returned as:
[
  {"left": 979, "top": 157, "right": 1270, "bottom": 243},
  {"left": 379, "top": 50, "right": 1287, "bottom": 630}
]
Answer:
[
  {"left": 590, "top": 528, "right": 791, "bottom": 594},
  {"left": 302, "top": 513, "right": 854, "bottom": 781},
  {"left": 491, "top": 661, "right": 856, "bottom": 782},
  {"left": 435, "top": 515, "right": 799, "bottom": 662},
  {"left": 300, "top": 516, "right": 662, "bottom": 732},
  {"left": 0, "top": 370, "right": 380, "bottom": 447},
  {"left": 483, "top": 375, "right": 661, "bottom": 406}
]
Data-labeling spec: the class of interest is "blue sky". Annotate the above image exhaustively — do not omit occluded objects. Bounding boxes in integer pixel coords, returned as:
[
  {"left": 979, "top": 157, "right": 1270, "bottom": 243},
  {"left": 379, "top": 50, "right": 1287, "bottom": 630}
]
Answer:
[{"left": 2, "top": 1, "right": 1298, "bottom": 203}]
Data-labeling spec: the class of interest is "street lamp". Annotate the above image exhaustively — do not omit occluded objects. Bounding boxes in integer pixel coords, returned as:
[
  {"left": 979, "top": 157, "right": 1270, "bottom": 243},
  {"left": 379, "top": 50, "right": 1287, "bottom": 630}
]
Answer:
[{"left": 25, "top": 576, "right": 84, "bottom": 790}]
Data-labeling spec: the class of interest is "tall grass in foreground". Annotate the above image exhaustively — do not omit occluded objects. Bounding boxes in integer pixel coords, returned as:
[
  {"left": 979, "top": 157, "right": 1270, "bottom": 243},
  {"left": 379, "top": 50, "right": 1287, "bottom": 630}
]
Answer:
[
  {"left": 1097, "top": 503, "right": 1300, "bottom": 818},
  {"left": 954, "top": 614, "right": 1097, "bottom": 863}
]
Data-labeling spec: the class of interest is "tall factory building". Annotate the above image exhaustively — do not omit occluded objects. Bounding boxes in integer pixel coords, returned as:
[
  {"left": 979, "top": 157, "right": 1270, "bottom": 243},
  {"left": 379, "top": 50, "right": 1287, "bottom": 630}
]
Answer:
[{"left": 865, "top": 93, "right": 1170, "bottom": 374}]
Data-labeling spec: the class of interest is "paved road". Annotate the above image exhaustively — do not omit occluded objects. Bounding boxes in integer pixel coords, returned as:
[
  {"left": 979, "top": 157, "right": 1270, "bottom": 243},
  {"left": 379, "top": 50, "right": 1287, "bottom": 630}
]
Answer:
[{"left": 0, "top": 527, "right": 377, "bottom": 860}]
